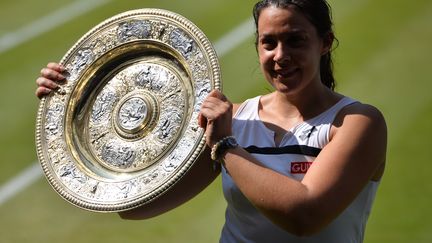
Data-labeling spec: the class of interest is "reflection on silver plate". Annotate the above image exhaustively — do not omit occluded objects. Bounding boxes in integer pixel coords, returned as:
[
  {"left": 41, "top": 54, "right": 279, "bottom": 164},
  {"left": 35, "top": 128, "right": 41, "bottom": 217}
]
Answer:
[{"left": 35, "top": 9, "right": 220, "bottom": 212}]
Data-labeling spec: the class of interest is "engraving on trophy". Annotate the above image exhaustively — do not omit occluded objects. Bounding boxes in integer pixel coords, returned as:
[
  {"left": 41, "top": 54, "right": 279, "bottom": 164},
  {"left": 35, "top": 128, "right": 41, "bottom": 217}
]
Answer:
[
  {"left": 91, "top": 88, "right": 117, "bottom": 123},
  {"left": 163, "top": 152, "right": 181, "bottom": 172},
  {"left": 68, "top": 48, "right": 94, "bottom": 81},
  {"left": 194, "top": 80, "right": 211, "bottom": 112},
  {"left": 152, "top": 21, "right": 175, "bottom": 43},
  {"left": 135, "top": 65, "right": 169, "bottom": 91},
  {"left": 59, "top": 164, "right": 74, "bottom": 178},
  {"left": 117, "top": 20, "right": 152, "bottom": 42},
  {"left": 102, "top": 141, "right": 136, "bottom": 169},
  {"left": 117, "top": 180, "right": 140, "bottom": 199},
  {"left": 170, "top": 29, "right": 194, "bottom": 57},
  {"left": 163, "top": 137, "right": 192, "bottom": 172},
  {"left": 140, "top": 170, "right": 160, "bottom": 185},
  {"left": 59, "top": 163, "right": 88, "bottom": 188},
  {"left": 151, "top": 68, "right": 169, "bottom": 91},
  {"left": 161, "top": 76, "right": 181, "bottom": 99},
  {"left": 133, "top": 137, "right": 165, "bottom": 167},
  {"left": 90, "top": 182, "right": 99, "bottom": 194},
  {"left": 48, "top": 143, "right": 67, "bottom": 165},
  {"left": 89, "top": 125, "right": 110, "bottom": 149},
  {"left": 88, "top": 28, "right": 119, "bottom": 56},
  {"left": 151, "top": 21, "right": 166, "bottom": 40},
  {"left": 118, "top": 97, "right": 148, "bottom": 131},
  {"left": 112, "top": 91, "right": 158, "bottom": 140},
  {"left": 45, "top": 103, "right": 64, "bottom": 137},
  {"left": 156, "top": 108, "right": 183, "bottom": 142},
  {"left": 188, "top": 52, "right": 208, "bottom": 81},
  {"left": 197, "top": 80, "right": 211, "bottom": 99},
  {"left": 101, "top": 141, "right": 136, "bottom": 169}
]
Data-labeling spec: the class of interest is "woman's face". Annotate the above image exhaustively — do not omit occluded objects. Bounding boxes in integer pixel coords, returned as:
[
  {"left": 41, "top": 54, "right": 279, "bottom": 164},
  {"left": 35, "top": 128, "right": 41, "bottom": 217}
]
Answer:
[{"left": 257, "top": 6, "right": 329, "bottom": 95}]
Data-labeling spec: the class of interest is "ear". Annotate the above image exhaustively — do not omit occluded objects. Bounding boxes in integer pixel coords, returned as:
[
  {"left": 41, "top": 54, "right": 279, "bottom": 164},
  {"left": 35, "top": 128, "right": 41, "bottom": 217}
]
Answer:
[{"left": 321, "top": 32, "right": 334, "bottom": 55}]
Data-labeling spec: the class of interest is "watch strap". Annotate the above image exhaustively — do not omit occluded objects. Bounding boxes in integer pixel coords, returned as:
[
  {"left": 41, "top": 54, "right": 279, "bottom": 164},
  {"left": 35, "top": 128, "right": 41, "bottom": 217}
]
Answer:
[{"left": 210, "top": 136, "right": 238, "bottom": 162}]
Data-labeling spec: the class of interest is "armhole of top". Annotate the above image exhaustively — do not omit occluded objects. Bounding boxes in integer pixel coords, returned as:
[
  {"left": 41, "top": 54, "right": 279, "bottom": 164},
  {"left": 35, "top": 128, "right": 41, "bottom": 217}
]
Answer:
[
  {"left": 232, "top": 103, "right": 243, "bottom": 118},
  {"left": 328, "top": 98, "right": 359, "bottom": 141},
  {"left": 232, "top": 96, "right": 260, "bottom": 119}
]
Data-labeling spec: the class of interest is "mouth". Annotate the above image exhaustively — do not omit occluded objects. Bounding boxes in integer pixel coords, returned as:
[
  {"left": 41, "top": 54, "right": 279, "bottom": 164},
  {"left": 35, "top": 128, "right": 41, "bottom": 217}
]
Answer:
[{"left": 273, "top": 68, "right": 299, "bottom": 79}]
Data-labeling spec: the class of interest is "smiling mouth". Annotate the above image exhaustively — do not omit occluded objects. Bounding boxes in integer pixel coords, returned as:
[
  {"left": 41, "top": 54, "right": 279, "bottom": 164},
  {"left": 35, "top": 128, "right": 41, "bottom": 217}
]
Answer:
[{"left": 273, "top": 68, "right": 299, "bottom": 79}]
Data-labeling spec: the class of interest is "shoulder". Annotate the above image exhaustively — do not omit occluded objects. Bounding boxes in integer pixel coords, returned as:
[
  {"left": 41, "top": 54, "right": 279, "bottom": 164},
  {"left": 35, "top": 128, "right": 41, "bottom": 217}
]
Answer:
[
  {"left": 231, "top": 95, "right": 261, "bottom": 118},
  {"left": 326, "top": 101, "right": 387, "bottom": 181},
  {"left": 331, "top": 101, "right": 387, "bottom": 156},
  {"left": 232, "top": 103, "right": 242, "bottom": 116},
  {"left": 334, "top": 102, "right": 386, "bottom": 129}
]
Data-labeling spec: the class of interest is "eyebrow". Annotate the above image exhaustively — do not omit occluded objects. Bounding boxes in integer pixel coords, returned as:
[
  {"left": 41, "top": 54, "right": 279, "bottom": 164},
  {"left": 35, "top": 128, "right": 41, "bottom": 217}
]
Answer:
[{"left": 259, "top": 29, "right": 307, "bottom": 38}]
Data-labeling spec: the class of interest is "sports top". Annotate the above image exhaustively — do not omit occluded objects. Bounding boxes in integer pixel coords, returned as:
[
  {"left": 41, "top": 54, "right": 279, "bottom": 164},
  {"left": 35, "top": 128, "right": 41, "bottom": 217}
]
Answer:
[{"left": 220, "top": 96, "right": 380, "bottom": 243}]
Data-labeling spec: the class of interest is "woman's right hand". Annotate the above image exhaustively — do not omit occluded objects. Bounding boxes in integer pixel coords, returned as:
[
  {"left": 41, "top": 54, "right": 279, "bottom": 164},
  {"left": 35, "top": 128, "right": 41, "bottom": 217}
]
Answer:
[
  {"left": 35, "top": 62, "right": 66, "bottom": 99},
  {"left": 198, "top": 90, "right": 233, "bottom": 148}
]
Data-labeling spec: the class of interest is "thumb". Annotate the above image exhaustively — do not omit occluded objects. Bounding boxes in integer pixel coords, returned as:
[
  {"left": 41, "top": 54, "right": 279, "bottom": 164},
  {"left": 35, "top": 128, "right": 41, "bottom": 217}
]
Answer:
[{"left": 198, "top": 113, "right": 207, "bottom": 129}]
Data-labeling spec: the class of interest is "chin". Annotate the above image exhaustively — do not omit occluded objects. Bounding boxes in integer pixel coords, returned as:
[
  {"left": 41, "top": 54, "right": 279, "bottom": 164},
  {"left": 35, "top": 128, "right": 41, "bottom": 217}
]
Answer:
[{"left": 274, "top": 78, "right": 302, "bottom": 93}]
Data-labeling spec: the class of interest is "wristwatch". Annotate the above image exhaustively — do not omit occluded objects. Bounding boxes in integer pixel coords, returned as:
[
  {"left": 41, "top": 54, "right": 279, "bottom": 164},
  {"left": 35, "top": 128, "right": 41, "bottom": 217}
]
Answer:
[{"left": 211, "top": 136, "right": 239, "bottom": 162}]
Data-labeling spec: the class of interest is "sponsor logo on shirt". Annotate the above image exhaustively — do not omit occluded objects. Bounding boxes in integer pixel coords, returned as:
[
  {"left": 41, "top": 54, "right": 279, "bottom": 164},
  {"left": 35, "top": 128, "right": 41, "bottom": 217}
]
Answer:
[{"left": 291, "top": 162, "right": 313, "bottom": 174}]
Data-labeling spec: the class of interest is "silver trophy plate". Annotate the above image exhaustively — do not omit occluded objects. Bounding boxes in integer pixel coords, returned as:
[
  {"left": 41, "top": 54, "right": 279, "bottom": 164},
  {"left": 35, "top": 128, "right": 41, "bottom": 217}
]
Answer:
[{"left": 35, "top": 9, "right": 221, "bottom": 212}]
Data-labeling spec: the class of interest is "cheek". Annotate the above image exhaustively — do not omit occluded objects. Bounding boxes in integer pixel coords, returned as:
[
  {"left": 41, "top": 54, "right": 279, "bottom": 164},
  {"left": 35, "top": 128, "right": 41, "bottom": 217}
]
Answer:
[
  {"left": 257, "top": 53, "right": 274, "bottom": 81},
  {"left": 292, "top": 50, "right": 319, "bottom": 69},
  {"left": 258, "top": 51, "right": 273, "bottom": 68}
]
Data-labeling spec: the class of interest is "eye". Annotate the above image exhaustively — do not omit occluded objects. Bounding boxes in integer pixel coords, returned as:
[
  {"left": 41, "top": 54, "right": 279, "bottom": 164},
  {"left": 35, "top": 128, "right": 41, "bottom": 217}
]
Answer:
[
  {"left": 286, "top": 35, "right": 307, "bottom": 48},
  {"left": 260, "top": 37, "right": 277, "bottom": 50}
]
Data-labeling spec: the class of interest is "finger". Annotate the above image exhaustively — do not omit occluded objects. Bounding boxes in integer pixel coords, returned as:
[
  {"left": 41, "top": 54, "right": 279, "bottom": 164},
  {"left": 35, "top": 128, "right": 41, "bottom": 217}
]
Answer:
[
  {"left": 207, "top": 89, "right": 228, "bottom": 102},
  {"left": 201, "top": 97, "right": 232, "bottom": 113},
  {"left": 200, "top": 106, "right": 226, "bottom": 121},
  {"left": 201, "top": 98, "right": 221, "bottom": 109},
  {"left": 35, "top": 87, "right": 52, "bottom": 99},
  {"left": 40, "top": 67, "right": 65, "bottom": 81},
  {"left": 36, "top": 77, "right": 58, "bottom": 89},
  {"left": 47, "top": 62, "right": 66, "bottom": 72},
  {"left": 201, "top": 96, "right": 229, "bottom": 108}
]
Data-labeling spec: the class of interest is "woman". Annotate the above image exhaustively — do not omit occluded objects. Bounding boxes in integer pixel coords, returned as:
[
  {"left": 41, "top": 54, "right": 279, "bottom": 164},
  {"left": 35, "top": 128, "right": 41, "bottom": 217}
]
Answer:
[
  {"left": 199, "top": 0, "right": 386, "bottom": 242},
  {"left": 36, "top": 0, "right": 387, "bottom": 242}
]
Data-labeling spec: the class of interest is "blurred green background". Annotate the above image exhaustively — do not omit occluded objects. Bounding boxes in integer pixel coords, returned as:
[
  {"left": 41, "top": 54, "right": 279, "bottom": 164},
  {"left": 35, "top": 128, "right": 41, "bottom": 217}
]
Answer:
[{"left": 1, "top": 0, "right": 431, "bottom": 242}]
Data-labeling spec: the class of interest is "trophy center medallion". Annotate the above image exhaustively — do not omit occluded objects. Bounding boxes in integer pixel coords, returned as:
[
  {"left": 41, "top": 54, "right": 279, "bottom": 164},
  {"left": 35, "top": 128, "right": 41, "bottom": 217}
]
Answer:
[
  {"left": 113, "top": 91, "right": 159, "bottom": 140},
  {"left": 118, "top": 97, "right": 148, "bottom": 132}
]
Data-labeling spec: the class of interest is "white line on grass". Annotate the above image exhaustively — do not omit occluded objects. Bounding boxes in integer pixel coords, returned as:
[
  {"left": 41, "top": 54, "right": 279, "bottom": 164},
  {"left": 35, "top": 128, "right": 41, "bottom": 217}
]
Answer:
[
  {"left": 0, "top": 17, "right": 255, "bottom": 207},
  {"left": 214, "top": 17, "right": 254, "bottom": 57},
  {"left": 0, "top": 0, "right": 112, "bottom": 55},
  {"left": 0, "top": 163, "right": 42, "bottom": 205}
]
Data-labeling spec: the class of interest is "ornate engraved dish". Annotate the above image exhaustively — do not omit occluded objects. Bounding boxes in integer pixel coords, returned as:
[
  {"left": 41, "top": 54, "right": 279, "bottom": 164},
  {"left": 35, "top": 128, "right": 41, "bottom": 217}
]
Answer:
[{"left": 35, "top": 9, "right": 220, "bottom": 212}]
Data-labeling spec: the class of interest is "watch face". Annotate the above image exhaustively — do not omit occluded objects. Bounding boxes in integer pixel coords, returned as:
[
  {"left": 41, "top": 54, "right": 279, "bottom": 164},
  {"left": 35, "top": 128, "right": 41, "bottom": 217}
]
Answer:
[{"left": 226, "top": 137, "right": 238, "bottom": 148}]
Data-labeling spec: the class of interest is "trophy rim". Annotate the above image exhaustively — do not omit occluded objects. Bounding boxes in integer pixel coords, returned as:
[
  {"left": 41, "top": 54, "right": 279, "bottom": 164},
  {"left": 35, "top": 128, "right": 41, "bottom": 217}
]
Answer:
[{"left": 35, "top": 8, "right": 220, "bottom": 212}]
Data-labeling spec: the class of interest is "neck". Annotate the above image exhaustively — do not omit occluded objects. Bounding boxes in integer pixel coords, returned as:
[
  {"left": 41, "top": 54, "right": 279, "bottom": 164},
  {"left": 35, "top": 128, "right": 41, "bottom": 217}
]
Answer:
[{"left": 264, "top": 83, "right": 340, "bottom": 121}]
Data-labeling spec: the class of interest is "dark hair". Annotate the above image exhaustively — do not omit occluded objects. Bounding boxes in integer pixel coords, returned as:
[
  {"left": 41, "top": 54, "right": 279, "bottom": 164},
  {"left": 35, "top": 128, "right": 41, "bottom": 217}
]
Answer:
[{"left": 253, "top": 0, "right": 337, "bottom": 90}]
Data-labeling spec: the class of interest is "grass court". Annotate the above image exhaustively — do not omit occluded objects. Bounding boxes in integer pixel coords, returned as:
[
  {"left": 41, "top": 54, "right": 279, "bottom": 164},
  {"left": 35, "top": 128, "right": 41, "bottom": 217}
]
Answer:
[{"left": 0, "top": 0, "right": 431, "bottom": 242}]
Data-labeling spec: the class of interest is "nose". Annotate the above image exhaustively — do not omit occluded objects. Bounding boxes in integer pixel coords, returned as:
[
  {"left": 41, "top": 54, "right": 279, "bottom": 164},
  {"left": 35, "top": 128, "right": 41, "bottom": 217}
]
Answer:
[{"left": 273, "top": 43, "right": 291, "bottom": 64}]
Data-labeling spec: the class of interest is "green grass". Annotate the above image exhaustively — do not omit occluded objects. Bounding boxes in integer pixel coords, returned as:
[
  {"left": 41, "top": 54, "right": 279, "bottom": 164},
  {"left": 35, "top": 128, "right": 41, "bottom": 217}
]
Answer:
[{"left": 1, "top": 0, "right": 431, "bottom": 242}]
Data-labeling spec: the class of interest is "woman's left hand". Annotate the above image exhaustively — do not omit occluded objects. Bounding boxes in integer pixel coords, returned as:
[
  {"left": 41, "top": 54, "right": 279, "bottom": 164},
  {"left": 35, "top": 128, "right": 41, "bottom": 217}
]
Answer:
[{"left": 198, "top": 90, "right": 233, "bottom": 147}]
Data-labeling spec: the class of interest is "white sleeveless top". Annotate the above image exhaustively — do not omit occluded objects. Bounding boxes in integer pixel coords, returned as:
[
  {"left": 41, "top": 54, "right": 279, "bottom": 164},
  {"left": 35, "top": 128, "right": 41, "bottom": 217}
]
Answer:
[{"left": 220, "top": 96, "right": 379, "bottom": 243}]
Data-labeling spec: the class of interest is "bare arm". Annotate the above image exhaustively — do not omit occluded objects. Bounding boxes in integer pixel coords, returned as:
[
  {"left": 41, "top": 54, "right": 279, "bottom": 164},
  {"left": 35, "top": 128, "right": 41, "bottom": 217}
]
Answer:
[
  {"left": 199, "top": 90, "right": 387, "bottom": 236},
  {"left": 221, "top": 103, "right": 386, "bottom": 236}
]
